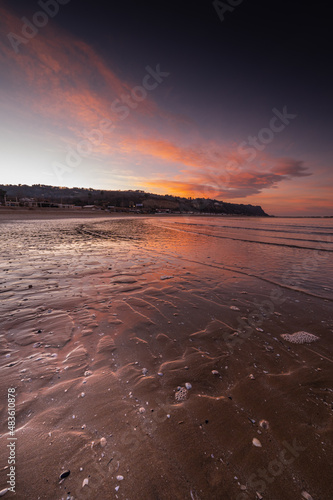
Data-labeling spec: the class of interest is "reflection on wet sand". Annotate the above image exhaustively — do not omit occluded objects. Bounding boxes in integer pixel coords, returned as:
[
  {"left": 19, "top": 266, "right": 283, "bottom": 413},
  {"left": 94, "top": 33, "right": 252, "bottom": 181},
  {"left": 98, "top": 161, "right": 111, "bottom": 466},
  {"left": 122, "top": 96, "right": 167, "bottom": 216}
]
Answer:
[{"left": 0, "top": 216, "right": 332, "bottom": 500}]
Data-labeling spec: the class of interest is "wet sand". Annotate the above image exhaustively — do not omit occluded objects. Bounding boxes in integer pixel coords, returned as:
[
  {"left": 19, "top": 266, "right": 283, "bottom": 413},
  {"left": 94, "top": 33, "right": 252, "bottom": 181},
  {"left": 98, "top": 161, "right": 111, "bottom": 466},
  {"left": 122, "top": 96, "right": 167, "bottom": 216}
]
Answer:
[
  {"left": 0, "top": 214, "right": 332, "bottom": 500},
  {"left": 0, "top": 208, "right": 139, "bottom": 221}
]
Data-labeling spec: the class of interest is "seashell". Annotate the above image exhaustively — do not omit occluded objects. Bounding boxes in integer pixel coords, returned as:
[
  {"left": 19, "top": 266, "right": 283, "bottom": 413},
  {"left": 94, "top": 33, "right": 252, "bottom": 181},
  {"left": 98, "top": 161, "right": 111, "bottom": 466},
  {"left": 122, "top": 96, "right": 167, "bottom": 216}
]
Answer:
[
  {"left": 211, "top": 370, "right": 219, "bottom": 375},
  {"left": 259, "top": 419, "right": 269, "bottom": 430},
  {"left": 0, "top": 489, "right": 9, "bottom": 497},
  {"left": 175, "top": 387, "right": 188, "bottom": 401},
  {"left": 281, "top": 331, "right": 319, "bottom": 344},
  {"left": 301, "top": 492, "right": 314, "bottom": 500},
  {"left": 59, "top": 470, "right": 70, "bottom": 480},
  {"left": 82, "top": 478, "right": 89, "bottom": 487},
  {"left": 252, "top": 438, "right": 262, "bottom": 447},
  {"left": 138, "top": 407, "right": 146, "bottom": 413},
  {"left": 230, "top": 305, "right": 240, "bottom": 311}
]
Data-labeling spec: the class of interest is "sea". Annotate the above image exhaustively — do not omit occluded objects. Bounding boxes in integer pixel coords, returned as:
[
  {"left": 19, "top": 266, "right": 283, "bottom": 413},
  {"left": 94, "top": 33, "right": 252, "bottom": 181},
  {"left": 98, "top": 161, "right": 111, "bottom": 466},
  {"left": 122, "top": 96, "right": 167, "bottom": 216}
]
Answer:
[{"left": 1, "top": 215, "right": 332, "bottom": 301}]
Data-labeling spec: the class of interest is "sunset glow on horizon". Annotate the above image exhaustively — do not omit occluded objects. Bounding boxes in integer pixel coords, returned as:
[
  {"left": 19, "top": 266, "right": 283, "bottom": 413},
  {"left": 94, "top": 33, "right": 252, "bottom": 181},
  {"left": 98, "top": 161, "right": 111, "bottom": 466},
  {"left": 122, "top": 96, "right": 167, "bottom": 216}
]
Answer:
[{"left": 0, "top": 1, "right": 332, "bottom": 216}]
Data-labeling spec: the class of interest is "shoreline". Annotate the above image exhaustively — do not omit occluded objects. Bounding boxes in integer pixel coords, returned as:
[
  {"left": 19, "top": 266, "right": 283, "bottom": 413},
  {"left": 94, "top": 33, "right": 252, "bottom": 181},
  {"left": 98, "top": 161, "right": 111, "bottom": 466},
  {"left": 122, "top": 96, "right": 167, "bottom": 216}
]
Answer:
[{"left": 0, "top": 208, "right": 270, "bottom": 223}]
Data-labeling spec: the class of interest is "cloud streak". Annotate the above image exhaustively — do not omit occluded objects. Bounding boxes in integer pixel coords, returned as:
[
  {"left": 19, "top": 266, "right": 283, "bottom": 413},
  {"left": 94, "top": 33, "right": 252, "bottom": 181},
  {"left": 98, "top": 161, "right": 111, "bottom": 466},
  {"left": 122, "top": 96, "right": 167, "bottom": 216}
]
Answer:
[
  {"left": 130, "top": 136, "right": 312, "bottom": 198},
  {"left": 0, "top": 6, "right": 177, "bottom": 145}
]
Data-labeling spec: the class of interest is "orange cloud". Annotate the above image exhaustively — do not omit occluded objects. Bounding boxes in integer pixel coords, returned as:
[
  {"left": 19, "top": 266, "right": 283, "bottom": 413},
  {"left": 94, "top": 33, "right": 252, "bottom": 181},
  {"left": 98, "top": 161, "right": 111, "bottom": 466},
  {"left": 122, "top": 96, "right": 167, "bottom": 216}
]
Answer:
[
  {"left": 0, "top": 5, "right": 177, "bottom": 150},
  {"left": 129, "top": 136, "right": 313, "bottom": 199},
  {"left": 120, "top": 137, "right": 222, "bottom": 169}
]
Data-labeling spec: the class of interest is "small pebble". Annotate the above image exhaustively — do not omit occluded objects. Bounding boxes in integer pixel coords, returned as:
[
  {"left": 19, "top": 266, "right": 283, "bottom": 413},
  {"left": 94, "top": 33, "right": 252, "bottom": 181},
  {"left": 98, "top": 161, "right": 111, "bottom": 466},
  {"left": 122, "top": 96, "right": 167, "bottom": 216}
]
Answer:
[
  {"left": 115, "top": 486, "right": 120, "bottom": 492},
  {"left": 100, "top": 437, "right": 107, "bottom": 447},
  {"left": 116, "top": 475, "right": 124, "bottom": 481},
  {"left": 0, "top": 489, "right": 8, "bottom": 497},
  {"left": 211, "top": 370, "right": 219, "bottom": 376},
  {"left": 157, "top": 372, "right": 163, "bottom": 377},
  {"left": 252, "top": 438, "right": 262, "bottom": 447},
  {"left": 142, "top": 368, "right": 148, "bottom": 376},
  {"left": 185, "top": 382, "right": 192, "bottom": 390},
  {"left": 82, "top": 478, "right": 89, "bottom": 487},
  {"left": 80, "top": 392, "right": 85, "bottom": 398}
]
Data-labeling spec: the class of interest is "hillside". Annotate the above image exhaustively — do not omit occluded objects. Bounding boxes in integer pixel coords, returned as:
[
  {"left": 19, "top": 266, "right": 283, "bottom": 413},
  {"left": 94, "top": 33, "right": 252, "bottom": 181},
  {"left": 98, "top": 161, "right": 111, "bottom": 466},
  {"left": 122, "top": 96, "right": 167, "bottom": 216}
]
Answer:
[{"left": 0, "top": 184, "right": 269, "bottom": 216}]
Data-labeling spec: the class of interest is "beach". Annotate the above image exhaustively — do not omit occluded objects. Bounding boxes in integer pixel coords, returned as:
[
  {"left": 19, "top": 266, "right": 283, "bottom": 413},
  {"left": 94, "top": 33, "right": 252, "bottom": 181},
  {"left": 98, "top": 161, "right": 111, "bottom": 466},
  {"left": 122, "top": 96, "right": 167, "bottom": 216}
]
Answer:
[{"left": 0, "top": 213, "right": 332, "bottom": 500}]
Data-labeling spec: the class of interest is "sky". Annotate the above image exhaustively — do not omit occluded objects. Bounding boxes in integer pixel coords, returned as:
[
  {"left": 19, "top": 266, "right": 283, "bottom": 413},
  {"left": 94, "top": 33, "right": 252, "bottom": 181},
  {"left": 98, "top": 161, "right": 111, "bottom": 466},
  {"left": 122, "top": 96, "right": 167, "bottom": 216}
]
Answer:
[{"left": 0, "top": 0, "right": 332, "bottom": 216}]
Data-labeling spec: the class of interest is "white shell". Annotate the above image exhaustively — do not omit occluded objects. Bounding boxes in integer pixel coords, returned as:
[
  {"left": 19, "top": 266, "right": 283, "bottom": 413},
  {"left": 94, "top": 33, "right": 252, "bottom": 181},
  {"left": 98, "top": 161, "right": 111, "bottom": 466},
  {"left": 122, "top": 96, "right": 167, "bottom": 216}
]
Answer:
[
  {"left": 301, "top": 492, "right": 314, "bottom": 500},
  {"left": 281, "top": 331, "right": 319, "bottom": 344}
]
